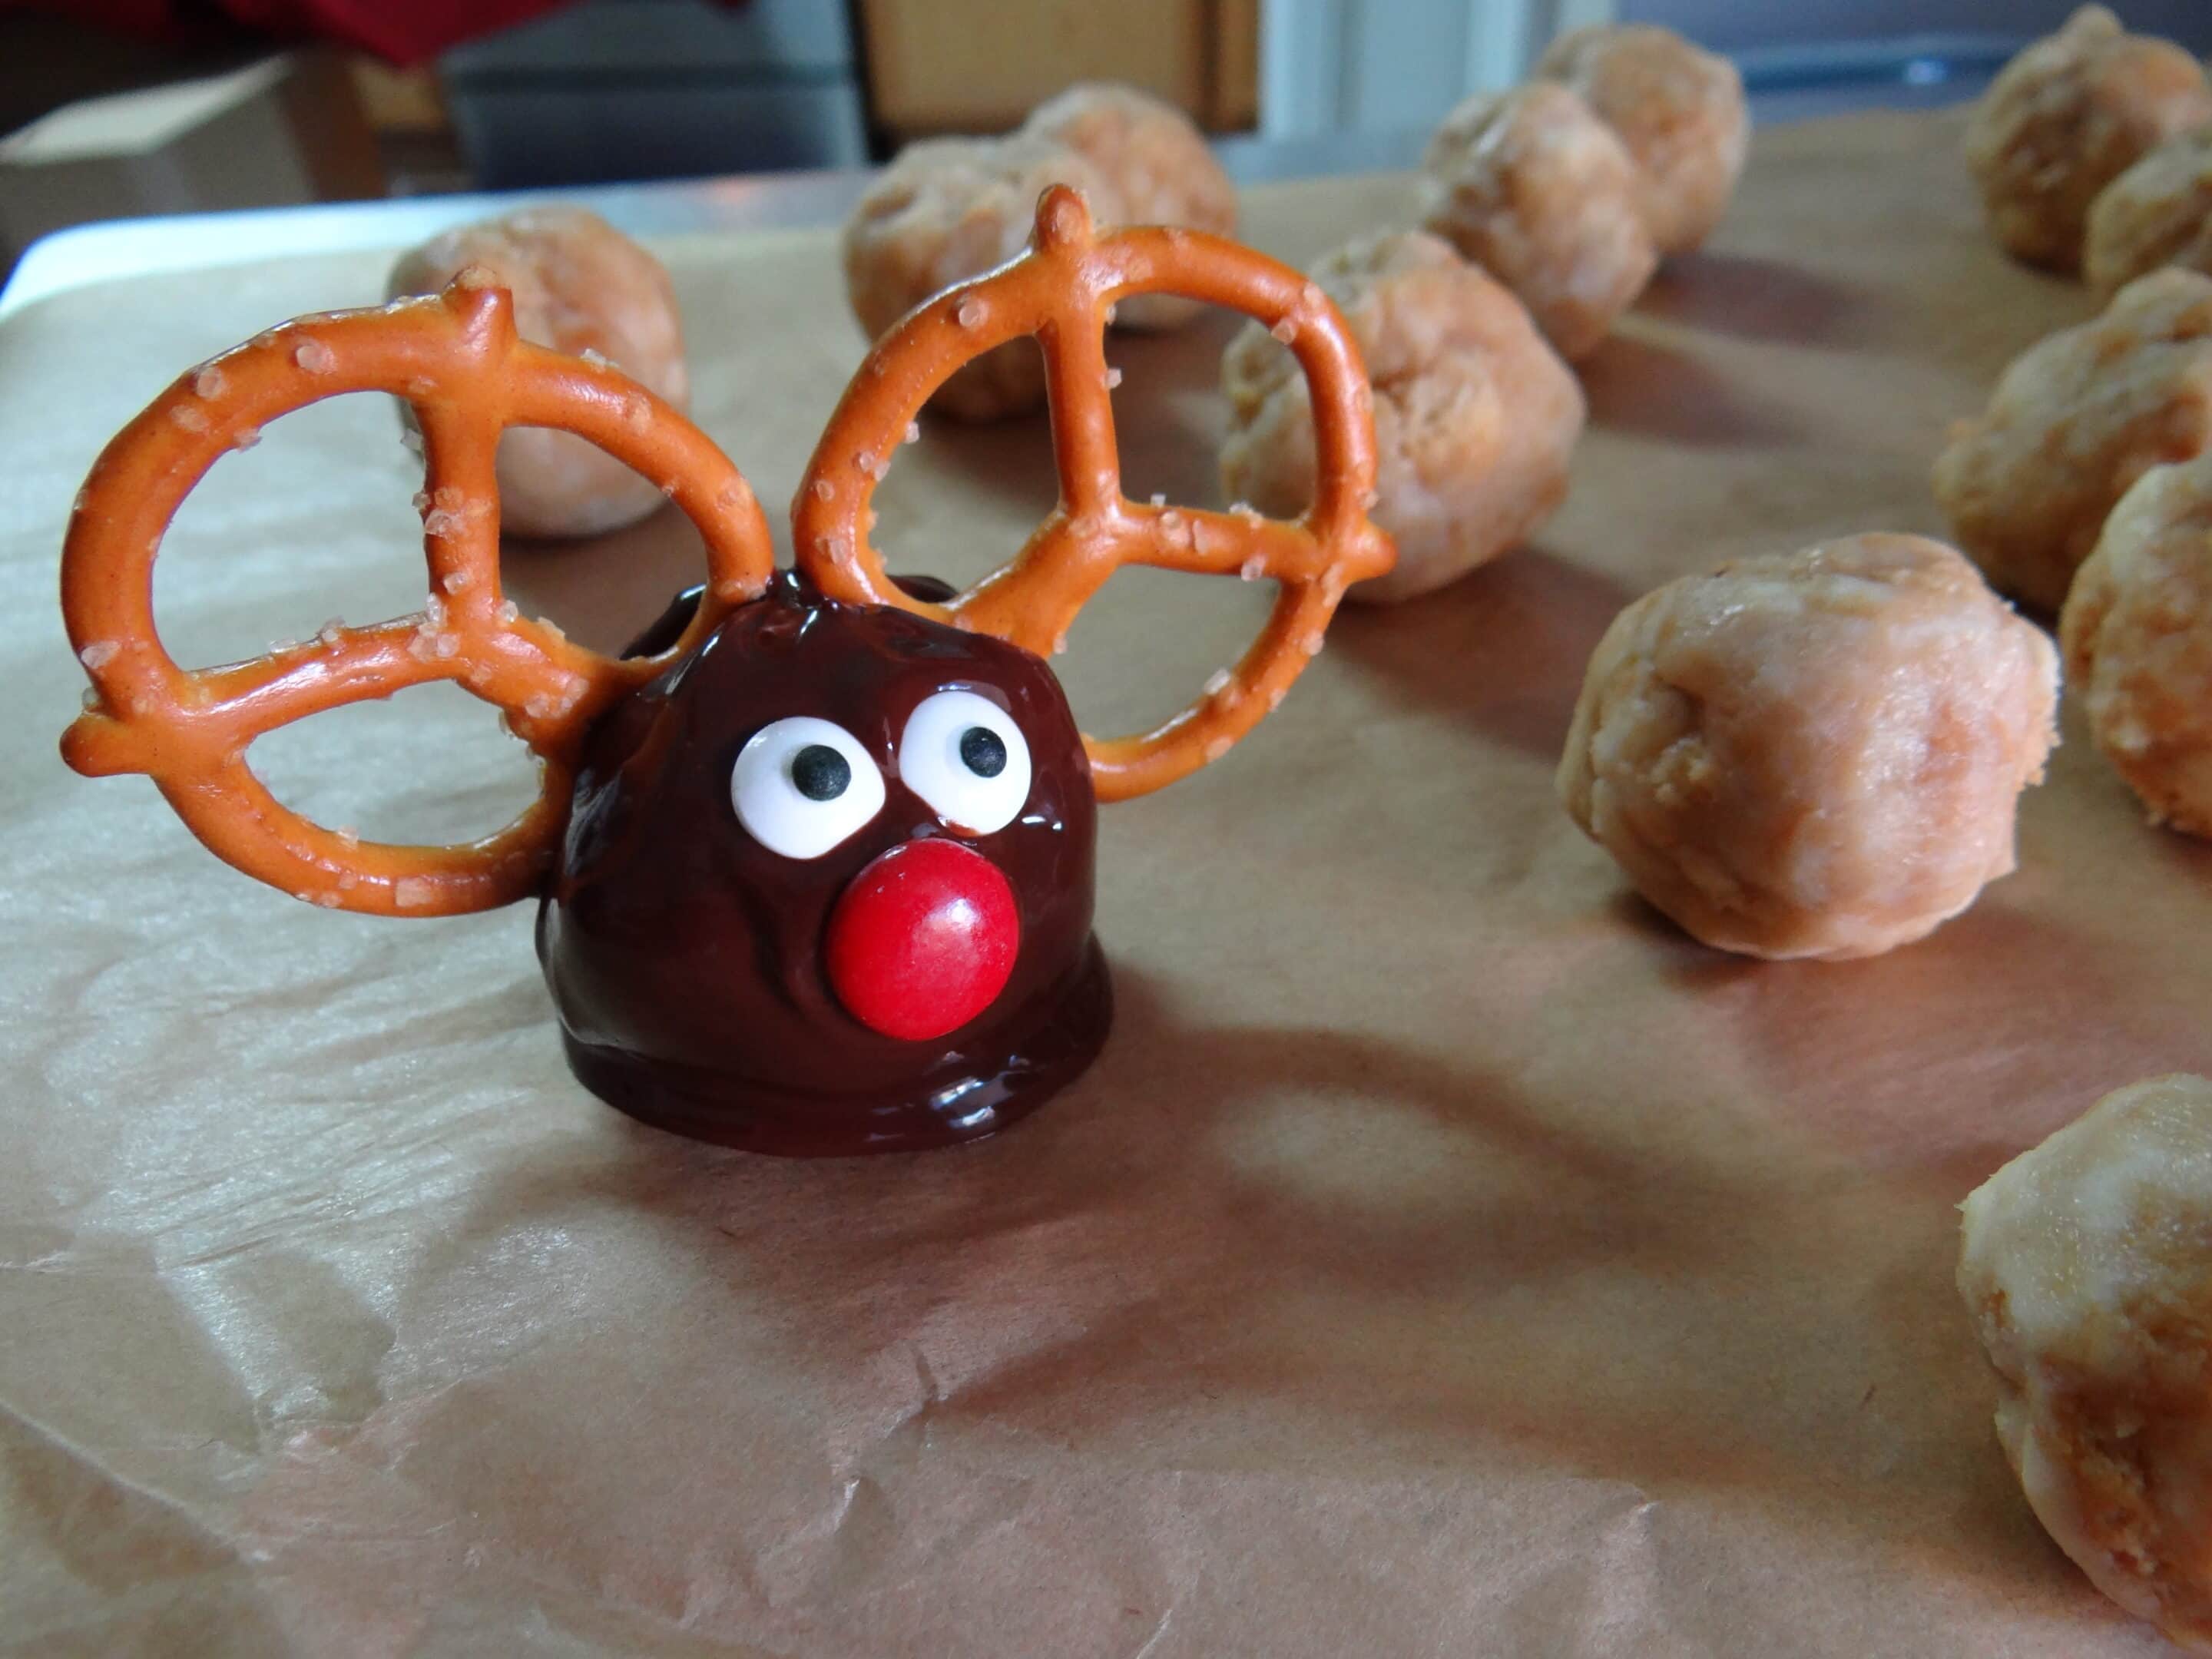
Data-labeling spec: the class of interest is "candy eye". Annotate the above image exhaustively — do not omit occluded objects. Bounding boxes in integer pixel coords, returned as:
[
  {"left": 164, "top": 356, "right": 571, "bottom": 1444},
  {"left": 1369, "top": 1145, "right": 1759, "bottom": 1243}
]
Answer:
[
  {"left": 731, "top": 717, "right": 886, "bottom": 859},
  {"left": 899, "top": 689, "right": 1032, "bottom": 835}
]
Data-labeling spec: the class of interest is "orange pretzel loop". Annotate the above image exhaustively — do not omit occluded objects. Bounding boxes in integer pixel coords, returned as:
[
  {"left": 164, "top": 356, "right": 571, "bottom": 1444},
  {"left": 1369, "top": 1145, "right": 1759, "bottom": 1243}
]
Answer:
[
  {"left": 60, "top": 278, "right": 776, "bottom": 916},
  {"left": 793, "top": 185, "right": 1395, "bottom": 801}
]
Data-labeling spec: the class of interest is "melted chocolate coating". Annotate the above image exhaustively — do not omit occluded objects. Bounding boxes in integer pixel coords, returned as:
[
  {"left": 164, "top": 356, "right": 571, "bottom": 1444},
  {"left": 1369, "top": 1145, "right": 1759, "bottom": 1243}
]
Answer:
[{"left": 537, "top": 573, "right": 1111, "bottom": 1155}]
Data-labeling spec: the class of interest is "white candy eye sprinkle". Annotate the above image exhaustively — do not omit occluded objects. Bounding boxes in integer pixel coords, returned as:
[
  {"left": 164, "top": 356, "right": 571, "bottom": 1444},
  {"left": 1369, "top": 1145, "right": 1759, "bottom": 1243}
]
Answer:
[
  {"left": 730, "top": 716, "right": 885, "bottom": 859},
  {"left": 898, "top": 689, "right": 1031, "bottom": 836}
]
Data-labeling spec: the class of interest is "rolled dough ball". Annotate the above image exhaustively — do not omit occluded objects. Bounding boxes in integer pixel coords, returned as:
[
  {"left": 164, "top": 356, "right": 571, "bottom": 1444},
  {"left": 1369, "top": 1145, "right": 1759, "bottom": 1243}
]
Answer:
[
  {"left": 1218, "top": 230, "right": 1584, "bottom": 604},
  {"left": 1964, "top": 5, "right": 2212, "bottom": 274},
  {"left": 1533, "top": 23, "right": 1749, "bottom": 257},
  {"left": 842, "top": 134, "right": 1122, "bottom": 422},
  {"left": 1022, "top": 81, "right": 1237, "bottom": 332},
  {"left": 1419, "top": 82, "right": 1658, "bottom": 363},
  {"left": 1558, "top": 534, "right": 2058, "bottom": 961},
  {"left": 1932, "top": 269, "right": 2212, "bottom": 616},
  {"left": 2087, "top": 129, "right": 2212, "bottom": 300},
  {"left": 388, "top": 207, "right": 688, "bottom": 539},
  {"left": 2061, "top": 455, "right": 2212, "bottom": 836},
  {"left": 1959, "top": 1074, "right": 2212, "bottom": 1654}
]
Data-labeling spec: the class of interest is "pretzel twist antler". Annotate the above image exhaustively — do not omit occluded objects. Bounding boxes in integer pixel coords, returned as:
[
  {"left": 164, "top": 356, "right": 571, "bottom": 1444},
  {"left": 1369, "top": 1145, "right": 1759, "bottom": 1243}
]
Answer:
[
  {"left": 59, "top": 279, "right": 774, "bottom": 916},
  {"left": 793, "top": 187, "right": 1395, "bottom": 801}
]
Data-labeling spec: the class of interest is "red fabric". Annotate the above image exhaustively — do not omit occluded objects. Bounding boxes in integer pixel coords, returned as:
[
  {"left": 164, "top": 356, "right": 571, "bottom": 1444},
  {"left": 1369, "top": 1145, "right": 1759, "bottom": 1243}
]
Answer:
[
  {"left": 8, "top": 0, "right": 182, "bottom": 32},
  {"left": 218, "top": 0, "right": 579, "bottom": 63},
  {"left": 5, "top": 0, "right": 621, "bottom": 64}
]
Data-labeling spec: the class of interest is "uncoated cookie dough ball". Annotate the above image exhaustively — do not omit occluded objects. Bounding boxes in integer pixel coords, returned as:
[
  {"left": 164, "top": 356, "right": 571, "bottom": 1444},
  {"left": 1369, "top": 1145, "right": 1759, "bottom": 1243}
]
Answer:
[
  {"left": 2087, "top": 130, "right": 2212, "bottom": 300},
  {"left": 389, "top": 207, "right": 688, "bottom": 538},
  {"left": 842, "top": 134, "right": 1122, "bottom": 422},
  {"left": 1558, "top": 535, "right": 2058, "bottom": 961},
  {"left": 1219, "top": 230, "right": 1584, "bottom": 604},
  {"left": 1932, "top": 268, "right": 2212, "bottom": 615},
  {"left": 1533, "top": 23, "right": 1749, "bottom": 257},
  {"left": 1023, "top": 81, "right": 1236, "bottom": 332},
  {"left": 1963, "top": 5, "right": 2212, "bottom": 274},
  {"left": 1419, "top": 82, "right": 1658, "bottom": 362},
  {"left": 2061, "top": 455, "right": 2212, "bottom": 836},
  {"left": 1959, "top": 1074, "right": 2212, "bottom": 1654}
]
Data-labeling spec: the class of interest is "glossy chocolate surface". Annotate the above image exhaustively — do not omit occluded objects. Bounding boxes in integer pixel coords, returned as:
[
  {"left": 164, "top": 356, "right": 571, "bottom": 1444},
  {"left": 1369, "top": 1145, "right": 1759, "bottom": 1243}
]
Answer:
[{"left": 537, "top": 574, "right": 1111, "bottom": 1155}]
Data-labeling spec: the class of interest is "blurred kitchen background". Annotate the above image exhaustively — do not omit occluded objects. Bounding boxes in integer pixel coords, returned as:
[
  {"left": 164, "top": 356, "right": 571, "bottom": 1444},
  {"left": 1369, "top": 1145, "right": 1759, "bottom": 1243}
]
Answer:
[{"left": 6, "top": 0, "right": 2212, "bottom": 286}]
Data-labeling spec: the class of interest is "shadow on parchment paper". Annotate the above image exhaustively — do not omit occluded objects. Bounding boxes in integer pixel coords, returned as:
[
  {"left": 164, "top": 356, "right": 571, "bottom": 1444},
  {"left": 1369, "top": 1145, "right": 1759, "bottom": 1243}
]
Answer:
[
  {"left": 3, "top": 1409, "right": 294, "bottom": 1651},
  {"left": 1580, "top": 329, "right": 1816, "bottom": 452},
  {"left": 416, "top": 965, "right": 2060, "bottom": 1611},
  {"left": 2149, "top": 818, "right": 2212, "bottom": 886},
  {"left": 2071, "top": 754, "right": 2212, "bottom": 893},
  {"left": 1658, "top": 880, "right": 2212, "bottom": 1189},
  {"left": 1637, "top": 251, "right": 1870, "bottom": 349},
  {"left": 1330, "top": 546, "right": 1636, "bottom": 762}
]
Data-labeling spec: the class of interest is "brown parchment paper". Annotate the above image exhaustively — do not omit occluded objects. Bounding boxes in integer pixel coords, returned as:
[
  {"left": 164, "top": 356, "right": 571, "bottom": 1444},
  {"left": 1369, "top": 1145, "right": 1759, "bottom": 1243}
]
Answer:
[{"left": 5, "top": 108, "right": 2212, "bottom": 1657}]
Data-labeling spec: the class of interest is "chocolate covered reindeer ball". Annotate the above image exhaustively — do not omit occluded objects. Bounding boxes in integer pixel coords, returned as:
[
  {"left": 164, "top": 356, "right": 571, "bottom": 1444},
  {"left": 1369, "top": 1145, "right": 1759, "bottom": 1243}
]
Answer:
[
  {"left": 539, "top": 575, "right": 1110, "bottom": 1154},
  {"left": 58, "top": 187, "right": 1396, "bottom": 1158}
]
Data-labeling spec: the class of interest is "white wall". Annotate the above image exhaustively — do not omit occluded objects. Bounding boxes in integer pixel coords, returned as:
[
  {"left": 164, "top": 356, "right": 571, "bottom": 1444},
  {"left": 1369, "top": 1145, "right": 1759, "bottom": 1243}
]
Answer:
[
  {"left": 1622, "top": 0, "right": 2212, "bottom": 54},
  {"left": 1260, "top": 0, "right": 2212, "bottom": 139},
  {"left": 1260, "top": 0, "right": 1614, "bottom": 137}
]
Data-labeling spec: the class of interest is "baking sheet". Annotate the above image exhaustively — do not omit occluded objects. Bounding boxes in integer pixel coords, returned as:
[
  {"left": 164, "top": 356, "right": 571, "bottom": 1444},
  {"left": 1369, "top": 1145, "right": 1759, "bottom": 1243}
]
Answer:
[{"left": 5, "top": 109, "right": 2212, "bottom": 1657}]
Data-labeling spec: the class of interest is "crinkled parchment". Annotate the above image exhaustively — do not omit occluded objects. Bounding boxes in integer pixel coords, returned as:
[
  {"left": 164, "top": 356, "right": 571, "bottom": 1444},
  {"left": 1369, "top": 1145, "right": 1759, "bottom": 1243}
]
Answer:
[{"left": 4, "top": 113, "right": 2210, "bottom": 1657}]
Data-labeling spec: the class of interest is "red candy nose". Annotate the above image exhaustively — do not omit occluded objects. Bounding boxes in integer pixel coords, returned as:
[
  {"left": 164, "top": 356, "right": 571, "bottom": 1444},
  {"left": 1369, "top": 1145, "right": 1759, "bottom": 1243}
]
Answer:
[{"left": 825, "top": 839, "right": 1020, "bottom": 1041}]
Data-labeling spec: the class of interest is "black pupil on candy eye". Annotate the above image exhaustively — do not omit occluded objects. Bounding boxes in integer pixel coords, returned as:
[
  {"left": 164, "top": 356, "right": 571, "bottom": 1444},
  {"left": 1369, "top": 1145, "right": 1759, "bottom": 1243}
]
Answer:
[
  {"left": 790, "top": 743, "right": 850, "bottom": 801},
  {"left": 959, "top": 726, "right": 1007, "bottom": 778}
]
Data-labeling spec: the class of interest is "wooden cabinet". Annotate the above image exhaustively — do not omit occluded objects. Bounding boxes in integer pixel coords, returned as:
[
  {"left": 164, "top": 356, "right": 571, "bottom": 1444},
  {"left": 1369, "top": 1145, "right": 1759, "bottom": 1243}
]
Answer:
[{"left": 857, "top": 0, "right": 1257, "bottom": 138}]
